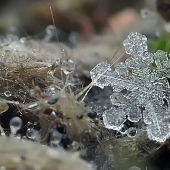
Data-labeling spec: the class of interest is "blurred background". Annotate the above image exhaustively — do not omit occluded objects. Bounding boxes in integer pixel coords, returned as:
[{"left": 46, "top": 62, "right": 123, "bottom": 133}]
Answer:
[
  {"left": 0, "top": 0, "right": 169, "bottom": 75},
  {"left": 0, "top": 0, "right": 163, "bottom": 40}
]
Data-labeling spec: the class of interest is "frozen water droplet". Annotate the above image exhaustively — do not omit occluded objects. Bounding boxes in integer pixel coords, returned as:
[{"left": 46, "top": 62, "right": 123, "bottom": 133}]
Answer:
[
  {"left": 61, "top": 59, "right": 75, "bottom": 74},
  {"left": 26, "top": 128, "right": 40, "bottom": 141},
  {"left": 129, "top": 166, "right": 141, "bottom": 170},
  {"left": 9, "top": 117, "right": 22, "bottom": 135},
  {"left": 127, "top": 127, "right": 137, "bottom": 138},
  {"left": 50, "top": 130, "right": 62, "bottom": 147},
  {"left": 4, "top": 90, "right": 11, "bottom": 97}
]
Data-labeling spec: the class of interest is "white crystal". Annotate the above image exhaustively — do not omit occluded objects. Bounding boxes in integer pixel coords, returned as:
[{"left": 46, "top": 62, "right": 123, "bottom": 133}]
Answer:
[{"left": 90, "top": 32, "right": 170, "bottom": 142}]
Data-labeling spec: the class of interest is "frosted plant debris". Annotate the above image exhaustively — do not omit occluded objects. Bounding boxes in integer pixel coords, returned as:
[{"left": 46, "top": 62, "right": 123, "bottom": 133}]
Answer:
[{"left": 90, "top": 32, "right": 170, "bottom": 142}]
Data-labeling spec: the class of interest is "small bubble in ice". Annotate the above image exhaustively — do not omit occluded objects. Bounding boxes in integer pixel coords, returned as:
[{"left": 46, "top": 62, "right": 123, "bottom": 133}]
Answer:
[
  {"left": 127, "top": 127, "right": 137, "bottom": 138},
  {"left": 9, "top": 117, "right": 22, "bottom": 135},
  {"left": 4, "top": 90, "right": 12, "bottom": 97}
]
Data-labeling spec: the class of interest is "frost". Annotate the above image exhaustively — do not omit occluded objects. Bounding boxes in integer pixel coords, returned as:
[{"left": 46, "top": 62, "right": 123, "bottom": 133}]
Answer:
[
  {"left": 90, "top": 32, "right": 170, "bottom": 142},
  {"left": 123, "top": 32, "right": 148, "bottom": 56}
]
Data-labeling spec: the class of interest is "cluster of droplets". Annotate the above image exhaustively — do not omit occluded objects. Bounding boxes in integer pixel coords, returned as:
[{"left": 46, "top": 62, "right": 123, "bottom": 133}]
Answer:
[{"left": 9, "top": 117, "right": 41, "bottom": 141}]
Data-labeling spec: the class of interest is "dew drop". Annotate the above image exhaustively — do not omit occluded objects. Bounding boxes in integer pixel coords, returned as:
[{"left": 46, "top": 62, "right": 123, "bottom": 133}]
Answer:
[
  {"left": 61, "top": 59, "right": 75, "bottom": 75},
  {"left": 26, "top": 128, "right": 40, "bottom": 141},
  {"left": 4, "top": 90, "right": 11, "bottom": 97},
  {"left": 9, "top": 117, "right": 22, "bottom": 135},
  {"left": 22, "top": 136, "right": 27, "bottom": 140},
  {"left": 46, "top": 25, "right": 55, "bottom": 35},
  {"left": 26, "top": 122, "right": 34, "bottom": 129},
  {"left": 127, "top": 127, "right": 137, "bottom": 138},
  {"left": 50, "top": 130, "right": 62, "bottom": 147}
]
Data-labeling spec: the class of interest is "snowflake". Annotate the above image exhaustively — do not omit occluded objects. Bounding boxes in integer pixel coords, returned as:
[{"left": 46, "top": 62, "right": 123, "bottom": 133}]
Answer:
[{"left": 90, "top": 32, "right": 170, "bottom": 142}]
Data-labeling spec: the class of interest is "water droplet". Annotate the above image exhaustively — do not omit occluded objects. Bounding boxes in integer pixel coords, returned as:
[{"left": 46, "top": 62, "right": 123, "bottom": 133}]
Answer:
[
  {"left": 127, "top": 127, "right": 137, "bottom": 138},
  {"left": 48, "top": 96, "right": 59, "bottom": 104},
  {"left": 26, "top": 128, "right": 40, "bottom": 141},
  {"left": 87, "top": 110, "right": 97, "bottom": 119},
  {"left": 50, "top": 130, "right": 62, "bottom": 147},
  {"left": 4, "top": 90, "right": 11, "bottom": 97},
  {"left": 5, "top": 131, "right": 10, "bottom": 136},
  {"left": 46, "top": 25, "right": 55, "bottom": 35},
  {"left": 26, "top": 122, "right": 34, "bottom": 129},
  {"left": 9, "top": 117, "right": 22, "bottom": 135},
  {"left": 22, "top": 136, "right": 27, "bottom": 141},
  {"left": 61, "top": 59, "right": 75, "bottom": 74}
]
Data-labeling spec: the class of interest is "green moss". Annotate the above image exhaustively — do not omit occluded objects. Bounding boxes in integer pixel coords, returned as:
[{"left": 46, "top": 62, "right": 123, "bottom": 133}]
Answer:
[{"left": 147, "top": 32, "right": 170, "bottom": 54}]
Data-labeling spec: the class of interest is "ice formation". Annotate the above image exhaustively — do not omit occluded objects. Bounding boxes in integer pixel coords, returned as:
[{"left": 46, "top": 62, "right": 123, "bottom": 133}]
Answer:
[{"left": 90, "top": 32, "right": 170, "bottom": 142}]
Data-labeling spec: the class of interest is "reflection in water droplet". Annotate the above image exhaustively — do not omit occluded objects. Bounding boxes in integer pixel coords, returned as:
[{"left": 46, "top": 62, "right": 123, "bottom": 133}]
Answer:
[
  {"left": 26, "top": 128, "right": 40, "bottom": 141},
  {"left": 9, "top": 117, "right": 22, "bottom": 135},
  {"left": 26, "top": 122, "right": 34, "bottom": 129},
  {"left": 50, "top": 130, "right": 62, "bottom": 147}
]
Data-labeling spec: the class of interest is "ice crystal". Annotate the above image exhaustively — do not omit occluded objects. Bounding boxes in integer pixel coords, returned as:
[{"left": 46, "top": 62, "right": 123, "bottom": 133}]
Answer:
[{"left": 90, "top": 32, "right": 170, "bottom": 142}]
